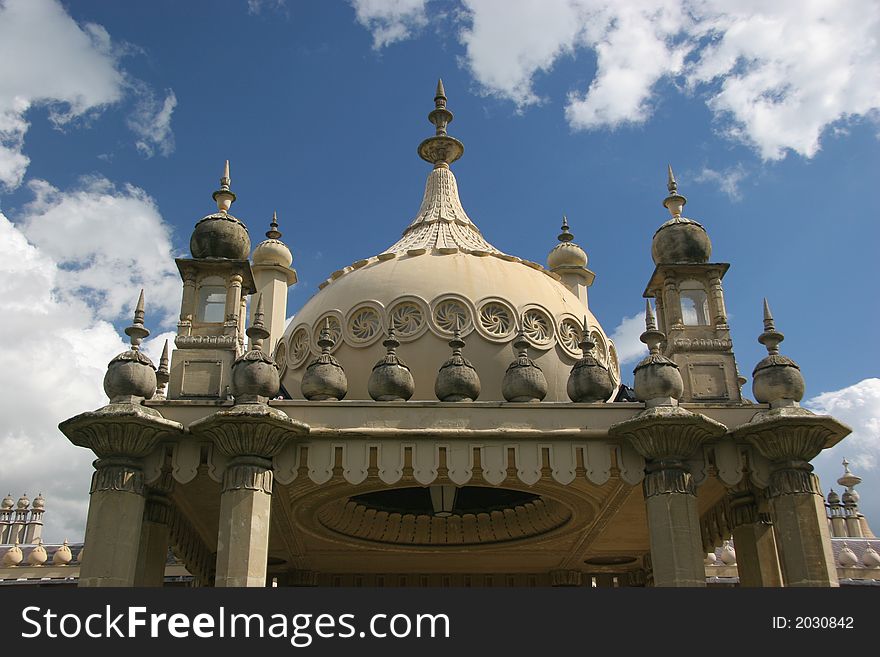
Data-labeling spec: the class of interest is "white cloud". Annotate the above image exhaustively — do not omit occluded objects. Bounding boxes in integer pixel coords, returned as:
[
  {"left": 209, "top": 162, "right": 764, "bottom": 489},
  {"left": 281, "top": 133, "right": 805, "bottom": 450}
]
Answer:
[
  {"left": 358, "top": 0, "right": 880, "bottom": 160},
  {"left": 807, "top": 378, "right": 880, "bottom": 530},
  {"left": 694, "top": 163, "right": 747, "bottom": 201},
  {"left": 129, "top": 87, "right": 177, "bottom": 158},
  {"left": 0, "top": 0, "right": 179, "bottom": 190},
  {"left": 352, "top": 0, "right": 430, "bottom": 49},
  {"left": 247, "top": 0, "right": 288, "bottom": 15},
  {"left": 609, "top": 311, "right": 647, "bottom": 367},
  {"left": 17, "top": 176, "right": 182, "bottom": 325},
  {"left": 0, "top": 207, "right": 175, "bottom": 542}
]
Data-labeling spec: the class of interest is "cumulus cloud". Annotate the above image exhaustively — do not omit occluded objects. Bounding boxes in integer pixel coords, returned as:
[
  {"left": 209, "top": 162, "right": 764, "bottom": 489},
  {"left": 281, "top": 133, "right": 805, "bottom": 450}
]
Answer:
[
  {"left": 807, "top": 378, "right": 880, "bottom": 528},
  {"left": 609, "top": 311, "right": 647, "bottom": 368},
  {"left": 129, "top": 87, "right": 178, "bottom": 158},
  {"left": 17, "top": 177, "right": 182, "bottom": 325},
  {"left": 352, "top": 0, "right": 430, "bottom": 49},
  {"left": 0, "top": 200, "right": 176, "bottom": 542},
  {"left": 694, "top": 163, "right": 747, "bottom": 201},
  {"left": 358, "top": 0, "right": 880, "bottom": 160},
  {"left": 0, "top": 0, "right": 178, "bottom": 190}
]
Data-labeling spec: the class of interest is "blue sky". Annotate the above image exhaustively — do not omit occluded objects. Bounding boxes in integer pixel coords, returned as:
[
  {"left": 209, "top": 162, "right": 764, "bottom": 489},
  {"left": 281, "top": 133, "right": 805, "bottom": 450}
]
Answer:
[{"left": 0, "top": 0, "right": 878, "bottom": 541}]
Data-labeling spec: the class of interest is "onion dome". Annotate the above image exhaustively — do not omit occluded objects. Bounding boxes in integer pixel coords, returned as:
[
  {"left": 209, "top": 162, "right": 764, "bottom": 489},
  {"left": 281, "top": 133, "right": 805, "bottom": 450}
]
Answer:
[
  {"left": 547, "top": 216, "right": 588, "bottom": 269},
  {"left": 751, "top": 299, "right": 804, "bottom": 406},
  {"left": 52, "top": 540, "right": 72, "bottom": 565},
  {"left": 253, "top": 211, "right": 293, "bottom": 267},
  {"left": 567, "top": 316, "right": 614, "bottom": 402},
  {"left": 32, "top": 492, "right": 45, "bottom": 510},
  {"left": 27, "top": 540, "right": 47, "bottom": 566},
  {"left": 842, "top": 488, "right": 859, "bottom": 508},
  {"left": 863, "top": 545, "right": 880, "bottom": 568},
  {"left": 1, "top": 493, "right": 14, "bottom": 510},
  {"left": 103, "top": 290, "right": 157, "bottom": 403},
  {"left": 231, "top": 294, "right": 280, "bottom": 403},
  {"left": 502, "top": 324, "right": 548, "bottom": 402},
  {"left": 16, "top": 493, "right": 29, "bottom": 510},
  {"left": 435, "top": 328, "right": 481, "bottom": 402},
  {"left": 633, "top": 300, "right": 683, "bottom": 405},
  {"left": 704, "top": 552, "right": 717, "bottom": 566},
  {"left": 2, "top": 544, "right": 23, "bottom": 567},
  {"left": 827, "top": 489, "right": 841, "bottom": 506},
  {"left": 720, "top": 540, "right": 737, "bottom": 565},
  {"left": 651, "top": 165, "right": 712, "bottom": 265},
  {"left": 838, "top": 542, "right": 858, "bottom": 567},
  {"left": 190, "top": 160, "right": 251, "bottom": 260},
  {"left": 368, "top": 329, "right": 415, "bottom": 401},
  {"left": 301, "top": 318, "right": 348, "bottom": 401}
]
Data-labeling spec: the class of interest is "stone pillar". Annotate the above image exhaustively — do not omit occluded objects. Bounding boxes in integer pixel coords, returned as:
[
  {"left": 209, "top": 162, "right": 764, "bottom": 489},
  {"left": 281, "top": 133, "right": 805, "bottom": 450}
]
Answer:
[
  {"left": 215, "top": 455, "right": 274, "bottom": 587},
  {"left": 733, "top": 409, "right": 848, "bottom": 587},
  {"left": 180, "top": 272, "right": 197, "bottom": 328},
  {"left": 728, "top": 489, "right": 782, "bottom": 587},
  {"left": 707, "top": 269, "right": 728, "bottom": 327},
  {"left": 80, "top": 457, "right": 147, "bottom": 587},
  {"left": 189, "top": 404, "right": 309, "bottom": 588},
  {"left": 663, "top": 278, "right": 682, "bottom": 330},
  {"left": 225, "top": 274, "right": 243, "bottom": 328},
  {"left": 134, "top": 481, "right": 173, "bottom": 587},
  {"left": 609, "top": 406, "right": 726, "bottom": 587},
  {"left": 59, "top": 406, "right": 183, "bottom": 587}
]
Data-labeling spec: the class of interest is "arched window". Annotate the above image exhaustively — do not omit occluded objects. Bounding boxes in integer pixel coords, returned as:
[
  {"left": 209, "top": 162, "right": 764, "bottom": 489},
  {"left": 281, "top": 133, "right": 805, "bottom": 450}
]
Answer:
[
  {"left": 197, "top": 284, "right": 226, "bottom": 322},
  {"left": 680, "top": 280, "right": 710, "bottom": 326}
]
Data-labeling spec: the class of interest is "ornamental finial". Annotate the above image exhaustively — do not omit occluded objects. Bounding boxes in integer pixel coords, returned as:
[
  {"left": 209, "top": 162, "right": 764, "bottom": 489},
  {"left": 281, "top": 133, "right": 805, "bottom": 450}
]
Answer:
[
  {"left": 124, "top": 289, "right": 150, "bottom": 349},
  {"left": 419, "top": 79, "right": 464, "bottom": 167},
  {"left": 641, "top": 300, "right": 664, "bottom": 355},
  {"left": 266, "top": 210, "right": 282, "bottom": 240},
  {"left": 662, "top": 163, "right": 686, "bottom": 216},
  {"left": 558, "top": 215, "right": 574, "bottom": 243},
  {"left": 758, "top": 298, "right": 784, "bottom": 355},
  {"left": 212, "top": 159, "right": 236, "bottom": 212}
]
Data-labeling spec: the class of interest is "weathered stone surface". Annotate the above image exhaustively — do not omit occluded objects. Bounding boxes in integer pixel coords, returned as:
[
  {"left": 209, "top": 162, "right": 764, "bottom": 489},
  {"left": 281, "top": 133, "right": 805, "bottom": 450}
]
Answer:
[
  {"left": 190, "top": 212, "right": 251, "bottom": 260},
  {"left": 652, "top": 219, "right": 712, "bottom": 265}
]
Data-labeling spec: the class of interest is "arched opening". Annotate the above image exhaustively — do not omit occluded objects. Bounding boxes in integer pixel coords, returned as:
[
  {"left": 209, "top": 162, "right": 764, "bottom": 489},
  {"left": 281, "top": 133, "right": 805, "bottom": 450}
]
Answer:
[{"left": 679, "top": 280, "right": 710, "bottom": 326}]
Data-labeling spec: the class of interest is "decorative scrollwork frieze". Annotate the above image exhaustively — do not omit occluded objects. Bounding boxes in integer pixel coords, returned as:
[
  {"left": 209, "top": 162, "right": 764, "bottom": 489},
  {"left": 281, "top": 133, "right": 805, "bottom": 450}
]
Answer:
[
  {"left": 175, "top": 335, "right": 238, "bottom": 349},
  {"left": 670, "top": 337, "right": 732, "bottom": 352}
]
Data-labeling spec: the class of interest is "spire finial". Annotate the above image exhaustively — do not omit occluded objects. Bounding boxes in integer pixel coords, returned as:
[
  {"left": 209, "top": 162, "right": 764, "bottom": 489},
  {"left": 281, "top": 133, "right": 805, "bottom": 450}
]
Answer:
[
  {"left": 154, "top": 339, "right": 170, "bottom": 399},
  {"left": 212, "top": 159, "right": 237, "bottom": 212},
  {"left": 266, "top": 210, "right": 282, "bottom": 240},
  {"left": 317, "top": 317, "right": 335, "bottom": 353},
  {"left": 640, "top": 300, "right": 663, "bottom": 355},
  {"left": 419, "top": 80, "right": 464, "bottom": 167},
  {"left": 758, "top": 297, "right": 784, "bottom": 355},
  {"left": 124, "top": 289, "right": 150, "bottom": 349},
  {"left": 557, "top": 215, "right": 574, "bottom": 243},
  {"left": 578, "top": 315, "right": 596, "bottom": 355},
  {"left": 838, "top": 458, "right": 862, "bottom": 490},
  {"left": 246, "top": 293, "right": 270, "bottom": 351},
  {"left": 662, "top": 164, "right": 687, "bottom": 216}
]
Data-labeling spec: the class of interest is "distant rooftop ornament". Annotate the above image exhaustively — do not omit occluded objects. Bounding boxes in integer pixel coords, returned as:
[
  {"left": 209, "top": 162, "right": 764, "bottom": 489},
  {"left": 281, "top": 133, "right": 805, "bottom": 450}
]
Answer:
[
  {"left": 751, "top": 298, "right": 804, "bottom": 407},
  {"left": 838, "top": 458, "right": 862, "bottom": 490}
]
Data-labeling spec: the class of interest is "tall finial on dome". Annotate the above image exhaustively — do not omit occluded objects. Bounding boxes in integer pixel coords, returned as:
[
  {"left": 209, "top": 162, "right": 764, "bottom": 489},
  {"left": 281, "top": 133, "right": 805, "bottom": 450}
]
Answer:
[
  {"left": 662, "top": 164, "right": 687, "bottom": 217},
  {"left": 558, "top": 215, "right": 574, "bottom": 243},
  {"left": 212, "top": 159, "right": 236, "bottom": 212},
  {"left": 124, "top": 289, "right": 150, "bottom": 349},
  {"left": 758, "top": 298, "right": 784, "bottom": 356},
  {"left": 419, "top": 79, "right": 464, "bottom": 167},
  {"left": 266, "top": 210, "right": 282, "bottom": 240},
  {"left": 247, "top": 293, "right": 270, "bottom": 352}
]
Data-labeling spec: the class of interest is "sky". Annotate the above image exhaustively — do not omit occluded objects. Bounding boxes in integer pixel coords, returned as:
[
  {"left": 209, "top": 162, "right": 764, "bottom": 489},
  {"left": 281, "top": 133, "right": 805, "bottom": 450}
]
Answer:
[{"left": 0, "top": 0, "right": 877, "bottom": 543}]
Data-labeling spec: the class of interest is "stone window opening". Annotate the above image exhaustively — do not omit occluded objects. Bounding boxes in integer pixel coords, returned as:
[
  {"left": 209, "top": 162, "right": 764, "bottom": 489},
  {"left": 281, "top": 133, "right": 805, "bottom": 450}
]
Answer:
[
  {"left": 679, "top": 280, "right": 710, "bottom": 326},
  {"left": 197, "top": 285, "right": 226, "bottom": 323}
]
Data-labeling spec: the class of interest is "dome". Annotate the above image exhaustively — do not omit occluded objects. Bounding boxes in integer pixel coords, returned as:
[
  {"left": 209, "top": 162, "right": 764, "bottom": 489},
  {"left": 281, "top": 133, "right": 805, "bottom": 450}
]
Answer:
[
  {"left": 279, "top": 169, "right": 619, "bottom": 402},
  {"left": 253, "top": 211, "right": 293, "bottom": 267},
  {"left": 547, "top": 217, "right": 587, "bottom": 269},
  {"left": 651, "top": 166, "right": 712, "bottom": 265},
  {"left": 189, "top": 161, "right": 251, "bottom": 260}
]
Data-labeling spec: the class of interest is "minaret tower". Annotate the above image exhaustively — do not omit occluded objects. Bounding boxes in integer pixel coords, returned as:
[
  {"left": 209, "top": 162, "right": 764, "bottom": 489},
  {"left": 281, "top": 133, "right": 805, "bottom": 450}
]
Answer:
[
  {"left": 643, "top": 166, "right": 741, "bottom": 402},
  {"left": 251, "top": 211, "right": 297, "bottom": 355},
  {"left": 168, "top": 161, "right": 257, "bottom": 399}
]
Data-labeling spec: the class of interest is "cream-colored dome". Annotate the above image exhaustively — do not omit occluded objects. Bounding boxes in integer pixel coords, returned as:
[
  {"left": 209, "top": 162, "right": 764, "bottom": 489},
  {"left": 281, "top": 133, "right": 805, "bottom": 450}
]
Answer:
[
  {"left": 253, "top": 238, "right": 292, "bottom": 267},
  {"left": 279, "top": 165, "right": 619, "bottom": 402}
]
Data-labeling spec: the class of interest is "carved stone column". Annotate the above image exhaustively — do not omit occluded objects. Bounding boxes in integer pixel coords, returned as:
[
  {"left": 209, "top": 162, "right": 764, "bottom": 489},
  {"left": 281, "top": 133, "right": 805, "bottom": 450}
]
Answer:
[
  {"left": 59, "top": 405, "right": 182, "bottom": 587},
  {"left": 610, "top": 406, "right": 726, "bottom": 587},
  {"left": 134, "top": 470, "right": 173, "bottom": 587},
  {"left": 727, "top": 488, "right": 782, "bottom": 587},
  {"left": 190, "top": 404, "right": 308, "bottom": 587},
  {"left": 732, "top": 408, "right": 849, "bottom": 587}
]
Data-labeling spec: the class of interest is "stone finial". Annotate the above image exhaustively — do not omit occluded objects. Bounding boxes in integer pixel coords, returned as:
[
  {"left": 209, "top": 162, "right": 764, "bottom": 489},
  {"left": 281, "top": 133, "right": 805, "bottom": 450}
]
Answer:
[
  {"left": 2, "top": 544, "right": 22, "bottom": 567},
  {"left": 155, "top": 339, "right": 170, "bottom": 399},
  {"left": 16, "top": 493, "right": 29, "bottom": 510},
  {"left": 1, "top": 493, "right": 13, "bottom": 509},
  {"left": 52, "top": 539, "right": 72, "bottom": 565},
  {"left": 751, "top": 298, "right": 804, "bottom": 407},
  {"left": 720, "top": 540, "right": 737, "bottom": 565},
  {"left": 212, "top": 159, "right": 236, "bottom": 212},
  {"left": 32, "top": 492, "right": 45, "bottom": 510},
  {"left": 502, "top": 321, "right": 548, "bottom": 402},
  {"left": 103, "top": 290, "right": 157, "bottom": 403},
  {"left": 838, "top": 542, "right": 858, "bottom": 567},
  {"left": 558, "top": 215, "right": 573, "bottom": 243},
  {"left": 419, "top": 79, "right": 464, "bottom": 167},
  {"left": 652, "top": 165, "right": 711, "bottom": 265},
  {"left": 863, "top": 545, "right": 880, "bottom": 568},
  {"left": 231, "top": 294, "right": 280, "bottom": 404},
  {"left": 663, "top": 164, "right": 687, "bottom": 217},
  {"left": 547, "top": 215, "right": 588, "bottom": 270},
  {"left": 435, "top": 326, "right": 481, "bottom": 402},
  {"left": 27, "top": 540, "right": 47, "bottom": 566},
  {"left": 567, "top": 316, "right": 613, "bottom": 403},
  {"left": 633, "top": 300, "right": 683, "bottom": 406},
  {"left": 301, "top": 318, "right": 348, "bottom": 401},
  {"left": 827, "top": 488, "right": 841, "bottom": 506},
  {"left": 368, "top": 328, "right": 415, "bottom": 401},
  {"left": 837, "top": 458, "right": 862, "bottom": 490}
]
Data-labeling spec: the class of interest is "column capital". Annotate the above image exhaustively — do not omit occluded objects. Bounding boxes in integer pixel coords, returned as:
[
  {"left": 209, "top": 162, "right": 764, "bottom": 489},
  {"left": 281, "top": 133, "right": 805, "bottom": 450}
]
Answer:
[
  {"left": 731, "top": 406, "right": 850, "bottom": 463},
  {"left": 609, "top": 406, "right": 727, "bottom": 461},
  {"left": 189, "top": 403, "right": 309, "bottom": 459},
  {"left": 90, "top": 457, "right": 146, "bottom": 495},
  {"left": 60, "top": 404, "right": 183, "bottom": 459}
]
